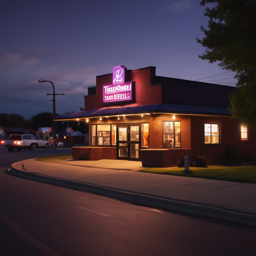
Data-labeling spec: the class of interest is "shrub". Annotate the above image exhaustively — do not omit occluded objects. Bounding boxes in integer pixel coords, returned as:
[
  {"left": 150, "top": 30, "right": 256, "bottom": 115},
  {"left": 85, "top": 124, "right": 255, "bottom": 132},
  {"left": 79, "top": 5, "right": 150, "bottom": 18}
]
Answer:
[
  {"left": 217, "top": 156, "right": 231, "bottom": 165},
  {"left": 191, "top": 156, "right": 207, "bottom": 167},
  {"left": 241, "top": 151, "right": 249, "bottom": 162},
  {"left": 81, "top": 154, "right": 89, "bottom": 160},
  {"left": 226, "top": 146, "right": 241, "bottom": 164},
  {"left": 177, "top": 158, "right": 185, "bottom": 167}
]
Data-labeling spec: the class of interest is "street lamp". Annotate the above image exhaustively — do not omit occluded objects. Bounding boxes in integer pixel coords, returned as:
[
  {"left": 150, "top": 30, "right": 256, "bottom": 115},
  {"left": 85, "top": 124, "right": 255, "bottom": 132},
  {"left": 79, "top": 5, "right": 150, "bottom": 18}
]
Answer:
[{"left": 38, "top": 79, "right": 60, "bottom": 149}]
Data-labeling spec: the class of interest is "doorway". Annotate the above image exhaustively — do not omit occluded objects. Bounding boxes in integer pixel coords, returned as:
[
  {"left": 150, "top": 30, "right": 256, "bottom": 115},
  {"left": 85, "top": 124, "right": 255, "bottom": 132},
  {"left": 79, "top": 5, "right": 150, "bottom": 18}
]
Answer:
[{"left": 117, "top": 124, "right": 140, "bottom": 160}]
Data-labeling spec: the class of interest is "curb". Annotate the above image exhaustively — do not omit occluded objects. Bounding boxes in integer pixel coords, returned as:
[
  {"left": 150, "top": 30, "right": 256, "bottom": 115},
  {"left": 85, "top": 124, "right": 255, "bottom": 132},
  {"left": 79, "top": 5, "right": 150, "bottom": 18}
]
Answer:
[{"left": 9, "top": 165, "right": 256, "bottom": 229}]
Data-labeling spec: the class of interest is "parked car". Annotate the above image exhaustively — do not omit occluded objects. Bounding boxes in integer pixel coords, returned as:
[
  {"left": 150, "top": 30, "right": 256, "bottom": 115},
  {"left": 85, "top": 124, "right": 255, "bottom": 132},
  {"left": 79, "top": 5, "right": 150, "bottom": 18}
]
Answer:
[
  {"left": 57, "top": 142, "right": 64, "bottom": 147},
  {"left": 3, "top": 134, "right": 50, "bottom": 151},
  {"left": 0, "top": 135, "right": 9, "bottom": 146}
]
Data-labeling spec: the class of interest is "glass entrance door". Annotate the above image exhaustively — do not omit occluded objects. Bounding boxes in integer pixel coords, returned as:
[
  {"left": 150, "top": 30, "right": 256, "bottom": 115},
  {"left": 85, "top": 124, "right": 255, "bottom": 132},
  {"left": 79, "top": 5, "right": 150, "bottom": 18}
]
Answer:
[
  {"left": 118, "top": 126, "right": 128, "bottom": 158},
  {"left": 117, "top": 125, "right": 140, "bottom": 160},
  {"left": 129, "top": 125, "right": 140, "bottom": 159}
]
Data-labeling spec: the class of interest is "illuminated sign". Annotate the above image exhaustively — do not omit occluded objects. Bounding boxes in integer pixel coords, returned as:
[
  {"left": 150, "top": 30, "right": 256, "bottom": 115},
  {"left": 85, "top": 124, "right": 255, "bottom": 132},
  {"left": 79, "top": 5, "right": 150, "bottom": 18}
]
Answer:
[
  {"left": 113, "top": 66, "right": 125, "bottom": 84},
  {"left": 103, "top": 82, "right": 132, "bottom": 103},
  {"left": 38, "top": 127, "right": 52, "bottom": 133},
  {"left": 103, "top": 66, "right": 133, "bottom": 103}
]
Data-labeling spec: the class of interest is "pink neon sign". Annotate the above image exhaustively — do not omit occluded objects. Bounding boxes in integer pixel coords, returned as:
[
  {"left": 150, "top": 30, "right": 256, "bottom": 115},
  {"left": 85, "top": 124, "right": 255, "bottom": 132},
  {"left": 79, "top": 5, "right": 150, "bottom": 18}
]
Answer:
[
  {"left": 103, "top": 82, "right": 132, "bottom": 103},
  {"left": 113, "top": 66, "right": 125, "bottom": 84}
]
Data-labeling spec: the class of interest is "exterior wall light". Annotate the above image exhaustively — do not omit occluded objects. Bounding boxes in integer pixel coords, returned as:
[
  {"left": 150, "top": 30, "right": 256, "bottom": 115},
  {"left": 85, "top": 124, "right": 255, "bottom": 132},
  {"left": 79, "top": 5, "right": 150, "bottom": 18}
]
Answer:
[
  {"left": 64, "top": 136, "right": 66, "bottom": 139},
  {"left": 141, "top": 114, "right": 144, "bottom": 117},
  {"left": 117, "top": 117, "right": 120, "bottom": 120},
  {"left": 86, "top": 119, "right": 89, "bottom": 122},
  {"left": 100, "top": 117, "right": 102, "bottom": 121},
  {"left": 172, "top": 115, "right": 176, "bottom": 120},
  {"left": 76, "top": 118, "right": 80, "bottom": 121}
]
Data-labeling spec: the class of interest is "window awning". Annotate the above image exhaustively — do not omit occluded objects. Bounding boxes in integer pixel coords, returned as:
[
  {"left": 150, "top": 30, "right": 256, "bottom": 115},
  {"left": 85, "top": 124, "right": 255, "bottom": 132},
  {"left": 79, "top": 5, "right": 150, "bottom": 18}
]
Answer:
[{"left": 54, "top": 104, "right": 230, "bottom": 121}]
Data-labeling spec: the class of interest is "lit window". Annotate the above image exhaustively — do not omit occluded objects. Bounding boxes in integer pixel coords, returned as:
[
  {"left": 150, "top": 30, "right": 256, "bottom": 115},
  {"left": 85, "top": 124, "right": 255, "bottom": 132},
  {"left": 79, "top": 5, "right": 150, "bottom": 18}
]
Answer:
[
  {"left": 91, "top": 124, "right": 115, "bottom": 146},
  {"left": 241, "top": 125, "right": 248, "bottom": 141},
  {"left": 141, "top": 123, "right": 149, "bottom": 148},
  {"left": 112, "top": 125, "right": 116, "bottom": 145},
  {"left": 97, "top": 125, "right": 110, "bottom": 145},
  {"left": 163, "top": 121, "right": 181, "bottom": 148},
  {"left": 204, "top": 124, "right": 220, "bottom": 144},
  {"left": 91, "top": 125, "right": 96, "bottom": 145}
]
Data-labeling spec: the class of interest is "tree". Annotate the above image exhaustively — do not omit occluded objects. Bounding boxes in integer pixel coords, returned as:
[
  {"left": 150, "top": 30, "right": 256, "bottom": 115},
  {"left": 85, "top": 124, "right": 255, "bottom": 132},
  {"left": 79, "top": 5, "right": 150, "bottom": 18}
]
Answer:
[
  {"left": 197, "top": 0, "right": 256, "bottom": 127},
  {"left": 0, "top": 113, "right": 8, "bottom": 126},
  {"left": 30, "top": 112, "right": 53, "bottom": 131},
  {"left": 0, "top": 113, "right": 25, "bottom": 127},
  {"left": 8, "top": 114, "right": 25, "bottom": 127}
]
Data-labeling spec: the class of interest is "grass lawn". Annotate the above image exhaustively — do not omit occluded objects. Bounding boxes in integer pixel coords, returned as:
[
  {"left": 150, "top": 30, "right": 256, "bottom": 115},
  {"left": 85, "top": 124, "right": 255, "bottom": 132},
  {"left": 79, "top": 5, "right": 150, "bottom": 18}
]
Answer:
[
  {"left": 36, "top": 154, "right": 72, "bottom": 162},
  {"left": 140, "top": 165, "right": 256, "bottom": 183}
]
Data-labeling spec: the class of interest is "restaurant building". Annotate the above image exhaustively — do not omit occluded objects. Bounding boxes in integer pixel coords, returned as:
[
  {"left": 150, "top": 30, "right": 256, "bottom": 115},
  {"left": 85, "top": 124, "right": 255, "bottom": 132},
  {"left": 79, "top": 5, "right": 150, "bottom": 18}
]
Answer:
[{"left": 55, "top": 66, "right": 256, "bottom": 166}]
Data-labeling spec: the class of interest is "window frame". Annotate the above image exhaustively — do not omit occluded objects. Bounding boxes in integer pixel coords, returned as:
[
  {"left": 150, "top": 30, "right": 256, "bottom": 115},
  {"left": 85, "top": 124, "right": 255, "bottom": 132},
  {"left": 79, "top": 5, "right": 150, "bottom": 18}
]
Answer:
[
  {"left": 141, "top": 122, "right": 149, "bottom": 148},
  {"left": 204, "top": 123, "right": 220, "bottom": 145},
  {"left": 91, "top": 124, "right": 117, "bottom": 147},
  {"left": 241, "top": 125, "right": 248, "bottom": 141},
  {"left": 162, "top": 121, "right": 181, "bottom": 149}
]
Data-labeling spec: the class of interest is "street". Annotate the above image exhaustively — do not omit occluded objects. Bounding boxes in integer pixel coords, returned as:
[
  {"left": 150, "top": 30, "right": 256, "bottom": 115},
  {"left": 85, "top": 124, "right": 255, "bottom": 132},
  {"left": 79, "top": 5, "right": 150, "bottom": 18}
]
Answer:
[{"left": 1, "top": 147, "right": 256, "bottom": 256}]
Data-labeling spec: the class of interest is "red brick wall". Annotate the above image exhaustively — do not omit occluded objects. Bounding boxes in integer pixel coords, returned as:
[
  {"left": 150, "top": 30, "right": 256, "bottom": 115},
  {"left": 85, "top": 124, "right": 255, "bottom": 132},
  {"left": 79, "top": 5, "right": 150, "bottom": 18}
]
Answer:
[
  {"left": 72, "top": 147, "right": 116, "bottom": 160},
  {"left": 84, "top": 67, "right": 162, "bottom": 111},
  {"left": 148, "top": 114, "right": 191, "bottom": 149},
  {"left": 190, "top": 116, "right": 256, "bottom": 164}
]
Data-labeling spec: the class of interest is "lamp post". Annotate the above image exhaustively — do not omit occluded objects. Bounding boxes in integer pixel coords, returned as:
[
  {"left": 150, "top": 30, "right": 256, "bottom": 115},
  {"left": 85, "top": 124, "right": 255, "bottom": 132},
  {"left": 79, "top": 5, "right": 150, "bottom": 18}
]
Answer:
[{"left": 38, "top": 79, "right": 64, "bottom": 149}]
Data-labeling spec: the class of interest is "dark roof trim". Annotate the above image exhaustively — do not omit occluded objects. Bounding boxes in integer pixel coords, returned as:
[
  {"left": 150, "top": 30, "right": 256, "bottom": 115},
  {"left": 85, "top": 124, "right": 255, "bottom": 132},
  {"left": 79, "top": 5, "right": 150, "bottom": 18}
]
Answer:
[{"left": 54, "top": 104, "right": 230, "bottom": 120}]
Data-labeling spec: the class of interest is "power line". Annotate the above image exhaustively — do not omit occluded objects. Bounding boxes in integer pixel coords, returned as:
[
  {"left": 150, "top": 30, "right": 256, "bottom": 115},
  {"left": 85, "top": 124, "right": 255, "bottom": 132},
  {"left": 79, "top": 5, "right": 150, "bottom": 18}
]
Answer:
[
  {"left": 204, "top": 77, "right": 236, "bottom": 83},
  {"left": 195, "top": 71, "right": 233, "bottom": 81}
]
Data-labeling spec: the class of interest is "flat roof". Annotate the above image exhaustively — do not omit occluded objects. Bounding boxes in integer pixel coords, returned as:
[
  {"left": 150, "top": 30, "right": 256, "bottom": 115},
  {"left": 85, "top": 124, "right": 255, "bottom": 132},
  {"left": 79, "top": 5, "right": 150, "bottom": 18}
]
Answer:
[{"left": 54, "top": 104, "right": 230, "bottom": 121}]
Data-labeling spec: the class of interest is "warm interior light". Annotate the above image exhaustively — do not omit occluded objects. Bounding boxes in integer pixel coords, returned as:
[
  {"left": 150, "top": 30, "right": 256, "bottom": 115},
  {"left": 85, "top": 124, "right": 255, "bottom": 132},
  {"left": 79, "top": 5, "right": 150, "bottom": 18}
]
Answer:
[
  {"left": 172, "top": 115, "right": 176, "bottom": 120},
  {"left": 117, "top": 117, "right": 120, "bottom": 120},
  {"left": 64, "top": 136, "right": 66, "bottom": 139}
]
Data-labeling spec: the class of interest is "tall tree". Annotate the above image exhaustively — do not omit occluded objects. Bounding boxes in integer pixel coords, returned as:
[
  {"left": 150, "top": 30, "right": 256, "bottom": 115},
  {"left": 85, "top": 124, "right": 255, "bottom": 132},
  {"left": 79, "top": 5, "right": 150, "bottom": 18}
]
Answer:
[
  {"left": 8, "top": 114, "right": 25, "bottom": 127},
  {"left": 197, "top": 0, "right": 256, "bottom": 127},
  {"left": 0, "top": 113, "right": 25, "bottom": 127},
  {"left": 30, "top": 112, "right": 53, "bottom": 131},
  {"left": 0, "top": 113, "right": 8, "bottom": 126}
]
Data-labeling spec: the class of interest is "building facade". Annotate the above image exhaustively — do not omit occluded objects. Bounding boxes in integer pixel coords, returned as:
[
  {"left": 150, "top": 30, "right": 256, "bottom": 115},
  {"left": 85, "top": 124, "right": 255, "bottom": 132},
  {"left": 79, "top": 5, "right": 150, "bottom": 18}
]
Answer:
[{"left": 55, "top": 66, "right": 255, "bottom": 166}]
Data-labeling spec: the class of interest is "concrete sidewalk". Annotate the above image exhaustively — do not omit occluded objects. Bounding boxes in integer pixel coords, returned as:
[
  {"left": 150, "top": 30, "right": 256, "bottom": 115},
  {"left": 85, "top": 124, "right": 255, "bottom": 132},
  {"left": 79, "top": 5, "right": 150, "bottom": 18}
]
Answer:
[{"left": 10, "top": 158, "right": 256, "bottom": 228}]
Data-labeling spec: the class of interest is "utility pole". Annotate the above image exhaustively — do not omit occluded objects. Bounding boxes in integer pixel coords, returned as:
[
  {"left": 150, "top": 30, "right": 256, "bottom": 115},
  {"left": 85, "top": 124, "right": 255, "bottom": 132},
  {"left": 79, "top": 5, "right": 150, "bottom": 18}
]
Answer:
[{"left": 38, "top": 79, "right": 64, "bottom": 149}]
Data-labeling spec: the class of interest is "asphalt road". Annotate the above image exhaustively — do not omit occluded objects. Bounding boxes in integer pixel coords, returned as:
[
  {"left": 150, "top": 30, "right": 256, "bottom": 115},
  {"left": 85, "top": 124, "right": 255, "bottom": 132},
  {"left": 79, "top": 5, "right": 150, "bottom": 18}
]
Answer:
[{"left": 1, "top": 147, "right": 256, "bottom": 256}]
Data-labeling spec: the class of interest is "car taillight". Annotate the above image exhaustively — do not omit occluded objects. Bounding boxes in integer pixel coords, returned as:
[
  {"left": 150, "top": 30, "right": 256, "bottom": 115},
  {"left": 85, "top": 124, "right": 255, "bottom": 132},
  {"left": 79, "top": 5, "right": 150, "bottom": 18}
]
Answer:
[
  {"left": 0, "top": 140, "right": 4, "bottom": 145},
  {"left": 13, "top": 141, "right": 23, "bottom": 145}
]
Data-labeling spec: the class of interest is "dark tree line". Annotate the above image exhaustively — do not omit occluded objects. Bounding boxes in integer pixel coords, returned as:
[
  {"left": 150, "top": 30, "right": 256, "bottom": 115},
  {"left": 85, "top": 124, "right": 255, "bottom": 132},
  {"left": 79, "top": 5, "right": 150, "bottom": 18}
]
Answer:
[{"left": 0, "top": 112, "right": 88, "bottom": 134}]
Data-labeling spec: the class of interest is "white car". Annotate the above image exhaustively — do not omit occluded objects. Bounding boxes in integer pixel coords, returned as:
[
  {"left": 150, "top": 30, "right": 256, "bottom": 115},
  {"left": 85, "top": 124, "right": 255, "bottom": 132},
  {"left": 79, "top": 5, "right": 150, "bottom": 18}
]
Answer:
[
  {"left": 3, "top": 134, "right": 49, "bottom": 151},
  {"left": 57, "top": 142, "right": 64, "bottom": 147}
]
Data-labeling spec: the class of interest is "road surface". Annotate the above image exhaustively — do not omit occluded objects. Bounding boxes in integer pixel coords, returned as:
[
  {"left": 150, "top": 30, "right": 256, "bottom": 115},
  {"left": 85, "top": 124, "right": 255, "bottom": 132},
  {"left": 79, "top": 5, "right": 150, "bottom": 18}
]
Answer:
[{"left": 1, "top": 147, "right": 256, "bottom": 256}]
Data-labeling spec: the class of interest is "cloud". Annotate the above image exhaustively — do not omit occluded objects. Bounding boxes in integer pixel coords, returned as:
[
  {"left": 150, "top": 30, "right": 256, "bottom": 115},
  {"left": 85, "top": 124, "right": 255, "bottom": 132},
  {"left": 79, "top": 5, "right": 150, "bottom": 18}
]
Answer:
[
  {"left": 33, "top": 66, "right": 97, "bottom": 95},
  {"left": 162, "top": 0, "right": 192, "bottom": 11},
  {"left": 0, "top": 53, "right": 40, "bottom": 65}
]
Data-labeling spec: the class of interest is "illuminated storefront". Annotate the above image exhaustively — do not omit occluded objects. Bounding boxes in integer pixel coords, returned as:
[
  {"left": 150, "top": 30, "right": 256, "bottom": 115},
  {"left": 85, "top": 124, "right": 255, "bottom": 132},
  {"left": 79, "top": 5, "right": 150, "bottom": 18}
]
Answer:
[{"left": 55, "top": 66, "right": 256, "bottom": 166}]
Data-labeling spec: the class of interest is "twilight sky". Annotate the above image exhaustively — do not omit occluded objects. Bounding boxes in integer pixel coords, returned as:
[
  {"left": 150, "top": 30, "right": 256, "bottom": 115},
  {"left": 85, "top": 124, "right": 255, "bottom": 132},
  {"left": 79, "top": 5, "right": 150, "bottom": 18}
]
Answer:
[{"left": 0, "top": 0, "right": 237, "bottom": 119}]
